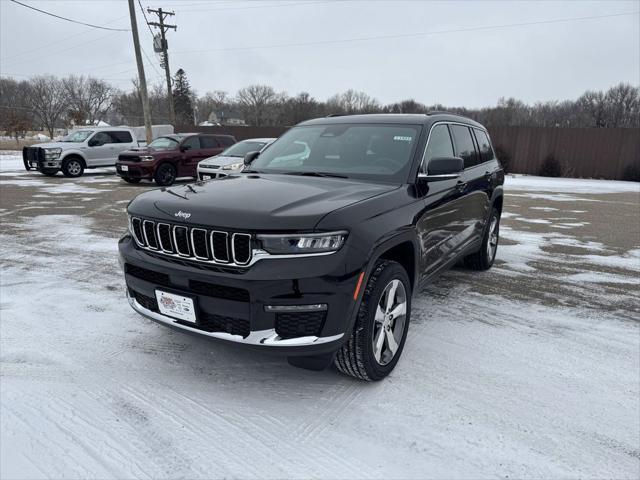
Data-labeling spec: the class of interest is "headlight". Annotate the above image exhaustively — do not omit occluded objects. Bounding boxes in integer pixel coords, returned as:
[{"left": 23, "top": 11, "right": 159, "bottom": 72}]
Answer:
[
  {"left": 44, "top": 148, "right": 62, "bottom": 160},
  {"left": 256, "top": 231, "right": 347, "bottom": 255},
  {"left": 140, "top": 155, "right": 154, "bottom": 162},
  {"left": 222, "top": 161, "right": 244, "bottom": 171}
]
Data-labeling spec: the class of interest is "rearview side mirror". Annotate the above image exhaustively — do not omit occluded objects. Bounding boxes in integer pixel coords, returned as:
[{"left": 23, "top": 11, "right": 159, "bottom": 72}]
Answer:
[
  {"left": 418, "top": 156, "right": 464, "bottom": 181},
  {"left": 244, "top": 151, "right": 260, "bottom": 166}
]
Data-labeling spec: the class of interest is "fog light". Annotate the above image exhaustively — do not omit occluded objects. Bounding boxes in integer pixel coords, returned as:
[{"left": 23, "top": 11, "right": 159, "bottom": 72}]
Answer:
[{"left": 264, "top": 304, "right": 327, "bottom": 312}]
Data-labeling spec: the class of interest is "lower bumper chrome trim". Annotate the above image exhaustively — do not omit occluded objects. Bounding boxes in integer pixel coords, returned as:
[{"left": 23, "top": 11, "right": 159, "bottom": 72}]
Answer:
[{"left": 127, "top": 293, "right": 344, "bottom": 347}]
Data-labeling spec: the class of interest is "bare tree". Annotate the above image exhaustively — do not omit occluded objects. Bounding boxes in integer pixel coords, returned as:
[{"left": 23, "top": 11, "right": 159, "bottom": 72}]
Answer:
[
  {"left": 63, "top": 75, "right": 113, "bottom": 126},
  {"left": 0, "top": 78, "right": 33, "bottom": 141},
  {"left": 326, "top": 89, "right": 381, "bottom": 115},
  {"left": 26, "top": 76, "right": 69, "bottom": 139},
  {"left": 604, "top": 83, "right": 639, "bottom": 127},
  {"left": 236, "top": 84, "right": 282, "bottom": 126}
]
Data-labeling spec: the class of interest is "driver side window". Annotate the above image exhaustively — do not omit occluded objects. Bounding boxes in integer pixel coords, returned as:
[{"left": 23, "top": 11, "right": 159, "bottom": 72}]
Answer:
[
  {"left": 89, "top": 132, "right": 111, "bottom": 147},
  {"left": 421, "top": 124, "right": 454, "bottom": 173}
]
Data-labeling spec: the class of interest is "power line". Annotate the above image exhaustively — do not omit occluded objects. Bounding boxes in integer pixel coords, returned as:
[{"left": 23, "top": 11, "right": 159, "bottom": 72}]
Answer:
[
  {"left": 172, "top": 10, "right": 639, "bottom": 55},
  {"left": 138, "top": 0, "right": 155, "bottom": 38},
  {"left": 9, "top": 0, "right": 130, "bottom": 32}
]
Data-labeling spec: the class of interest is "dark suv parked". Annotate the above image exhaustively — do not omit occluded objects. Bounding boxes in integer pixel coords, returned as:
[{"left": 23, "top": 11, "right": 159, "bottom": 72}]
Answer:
[
  {"left": 119, "top": 113, "right": 504, "bottom": 380},
  {"left": 116, "top": 133, "right": 236, "bottom": 186}
]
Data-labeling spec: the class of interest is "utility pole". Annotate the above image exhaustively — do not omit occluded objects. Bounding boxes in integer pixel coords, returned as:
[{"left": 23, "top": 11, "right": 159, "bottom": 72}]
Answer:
[
  {"left": 127, "top": 0, "right": 153, "bottom": 144},
  {"left": 148, "top": 7, "right": 176, "bottom": 126}
]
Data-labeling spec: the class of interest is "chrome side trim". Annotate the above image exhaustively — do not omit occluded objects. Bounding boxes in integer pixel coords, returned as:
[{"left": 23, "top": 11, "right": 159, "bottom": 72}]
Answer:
[
  {"left": 128, "top": 293, "right": 344, "bottom": 347},
  {"left": 190, "top": 228, "right": 210, "bottom": 260},
  {"left": 142, "top": 220, "right": 159, "bottom": 250},
  {"left": 156, "top": 223, "right": 173, "bottom": 253}
]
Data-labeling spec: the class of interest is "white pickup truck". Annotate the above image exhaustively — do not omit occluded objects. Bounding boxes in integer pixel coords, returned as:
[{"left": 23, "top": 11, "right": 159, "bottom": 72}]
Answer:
[{"left": 23, "top": 125, "right": 173, "bottom": 178}]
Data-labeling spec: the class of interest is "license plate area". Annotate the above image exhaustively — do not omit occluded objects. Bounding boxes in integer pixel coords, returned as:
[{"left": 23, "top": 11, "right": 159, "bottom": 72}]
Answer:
[{"left": 155, "top": 290, "right": 197, "bottom": 323}]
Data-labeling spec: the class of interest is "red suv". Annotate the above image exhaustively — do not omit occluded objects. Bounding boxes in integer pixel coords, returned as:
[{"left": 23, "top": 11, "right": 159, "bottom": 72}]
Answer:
[{"left": 116, "top": 133, "right": 236, "bottom": 186}]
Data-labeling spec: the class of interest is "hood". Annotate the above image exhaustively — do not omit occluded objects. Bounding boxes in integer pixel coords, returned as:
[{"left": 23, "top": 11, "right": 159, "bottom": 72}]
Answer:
[
  {"left": 128, "top": 174, "right": 399, "bottom": 230},
  {"left": 198, "top": 155, "right": 244, "bottom": 167}
]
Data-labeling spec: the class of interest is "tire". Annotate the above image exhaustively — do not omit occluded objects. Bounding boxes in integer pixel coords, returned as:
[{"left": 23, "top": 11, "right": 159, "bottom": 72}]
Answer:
[
  {"left": 154, "top": 163, "right": 176, "bottom": 186},
  {"left": 40, "top": 169, "right": 58, "bottom": 177},
  {"left": 334, "top": 259, "right": 412, "bottom": 381},
  {"left": 61, "top": 156, "right": 84, "bottom": 178},
  {"left": 464, "top": 206, "right": 500, "bottom": 270},
  {"left": 122, "top": 177, "right": 141, "bottom": 184}
]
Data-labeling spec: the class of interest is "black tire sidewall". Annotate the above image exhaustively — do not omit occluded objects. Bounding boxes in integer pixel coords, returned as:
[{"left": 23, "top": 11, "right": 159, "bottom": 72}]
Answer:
[
  {"left": 360, "top": 261, "right": 412, "bottom": 380},
  {"left": 62, "top": 157, "right": 84, "bottom": 178},
  {"left": 154, "top": 163, "right": 176, "bottom": 186}
]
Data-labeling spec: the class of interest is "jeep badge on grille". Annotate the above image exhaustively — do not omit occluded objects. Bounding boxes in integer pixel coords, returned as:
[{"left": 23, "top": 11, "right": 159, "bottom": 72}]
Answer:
[{"left": 174, "top": 211, "right": 191, "bottom": 220}]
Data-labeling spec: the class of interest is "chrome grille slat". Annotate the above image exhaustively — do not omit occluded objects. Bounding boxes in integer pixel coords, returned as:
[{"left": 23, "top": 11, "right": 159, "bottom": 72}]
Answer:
[
  {"left": 210, "top": 231, "right": 230, "bottom": 263},
  {"left": 191, "top": 228, "right": 210, "bottom": 260},
  {"left": 156, "top": 223, "right": 174, "bottom": 253},
  {"left": 130, "top": 217, "right": 254, "bottom": 268},
  {"left": 143, "top": 220, "right": 159, "bottom": 250}
]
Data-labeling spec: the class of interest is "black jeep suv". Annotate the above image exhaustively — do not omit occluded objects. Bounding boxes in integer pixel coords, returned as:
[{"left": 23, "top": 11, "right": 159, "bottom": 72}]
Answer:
[{"left": 119, "top": 113, "right": 504, "bottom": 381}]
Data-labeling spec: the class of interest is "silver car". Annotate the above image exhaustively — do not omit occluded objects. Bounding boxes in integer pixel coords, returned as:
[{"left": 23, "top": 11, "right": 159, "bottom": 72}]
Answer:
[{"left": 197, "top": 138, "right": 276, "bottom": 180}]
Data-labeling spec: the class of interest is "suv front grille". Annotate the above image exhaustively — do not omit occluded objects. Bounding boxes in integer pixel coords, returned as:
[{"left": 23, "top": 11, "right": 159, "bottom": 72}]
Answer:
[{"left": 130, "top": 217, "right": 253, "bottom": 267}]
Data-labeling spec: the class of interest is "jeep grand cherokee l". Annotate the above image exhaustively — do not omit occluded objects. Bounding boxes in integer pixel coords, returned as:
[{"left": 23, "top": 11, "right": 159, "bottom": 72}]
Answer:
[
  {"left": 119, "top": 113, "right": 504, "bottom": 381},
  {"left": 116, "top": 133, "right": 236, "bottom": 186}
]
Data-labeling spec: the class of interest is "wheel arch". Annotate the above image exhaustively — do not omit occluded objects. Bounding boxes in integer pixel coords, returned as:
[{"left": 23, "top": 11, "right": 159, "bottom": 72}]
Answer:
[
  {"left": 367, "top": 231, "right": 420, "bottom": 292},
  {"left": 61, "top": 153, "right": 87, "bottom": 168}
]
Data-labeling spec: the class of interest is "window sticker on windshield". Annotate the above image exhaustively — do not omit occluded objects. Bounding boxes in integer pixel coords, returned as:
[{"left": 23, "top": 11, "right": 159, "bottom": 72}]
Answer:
[{"left": 393, "top": 136, "right": 413, "bottom": 142}]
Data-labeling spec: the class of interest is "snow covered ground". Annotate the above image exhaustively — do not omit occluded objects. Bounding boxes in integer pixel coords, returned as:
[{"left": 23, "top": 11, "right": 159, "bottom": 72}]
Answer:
[{"left": 1, "top": 152, "right": 639, "bottom": 479}]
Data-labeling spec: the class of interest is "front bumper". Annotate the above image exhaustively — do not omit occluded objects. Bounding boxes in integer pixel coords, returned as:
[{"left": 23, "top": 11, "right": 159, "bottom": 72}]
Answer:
[
  {"left": 119, "top": 235, "right": 362, "bottom": 356},
  {"left": 197, "top": 166, "right": 241, "bottom": 181},
  {"left": 116, "top": 161, "right": 154, "bottom": 179}
]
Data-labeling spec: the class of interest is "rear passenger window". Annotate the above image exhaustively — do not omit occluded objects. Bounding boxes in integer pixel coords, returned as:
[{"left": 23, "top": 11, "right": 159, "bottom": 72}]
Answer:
[
  {"left": 217, "top": 136, "right": 235, "bottom": 147},
  {"left": 200, "top": 136, "right": 219, "bottom": 148},
  {"left": 473, "top": 129, "right": 494, "bottom": 163},
  {"left": 108, "top": 131, "right": 133, "bottom": 143},
  {"left": 450, "top": 125, "right": 479, "bottom": 169},
  {"left": 422, "top": 124, "right": 454, "bottom": 172},
  {"left": 182, "top": 136, "right": 200, "bottom": 150}
]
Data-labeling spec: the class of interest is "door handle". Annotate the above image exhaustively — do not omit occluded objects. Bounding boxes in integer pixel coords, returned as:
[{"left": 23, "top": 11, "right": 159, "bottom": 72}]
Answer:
[
  {"left": 456, "top": 180, "right": 466, "bottom": 191},
  {"left": 484, "top": 171, "right": 492, "bottom": 179}
]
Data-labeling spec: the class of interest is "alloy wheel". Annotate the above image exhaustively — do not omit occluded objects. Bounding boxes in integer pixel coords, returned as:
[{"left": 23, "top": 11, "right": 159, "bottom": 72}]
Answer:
[
  {"left": 372, "top": 279, "right": 407, "bottom": 366},
  {"left": 487, "top": 216, "right": 499, "bottom": 262}
]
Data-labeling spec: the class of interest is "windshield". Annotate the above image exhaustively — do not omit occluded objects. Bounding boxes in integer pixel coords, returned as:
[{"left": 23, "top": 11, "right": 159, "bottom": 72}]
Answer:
[
  {"left": 148, "top": 137, "right": 179, "bottom": 150},
  {"left": 62, "top": 130, "right": 94, "bottom": 142},
  {"left": 250, "top": 124, "right": 421, "bottom": 182},
  {"left": 221, "top": 141, "right": 269, "bottom": 157}
]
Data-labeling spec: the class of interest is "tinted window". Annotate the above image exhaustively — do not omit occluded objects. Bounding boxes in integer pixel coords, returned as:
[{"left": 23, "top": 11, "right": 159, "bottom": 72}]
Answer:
[
  {"left": 422, "top": 124, "right": 454, "bottom": 172},
  {"left": 473, "top": 129, "right": 494, "bottom": 163},
  {"left": 217, "top": 136, "right": 235, "bottom": 147},
  {"left": 182, "top": 136, "right": 200, "bottom": 150},
  {"left": 200, "top": 136, "right": 219, "bottom": 148},
  {"left": 450, "top": 125, "right": 479, "bottom": 169},
  {"left": 109, "top": 131, "right": 133, "bottom": 143},
  {"left": 90, "top": 132, "right": 111, "bottom": 145}
]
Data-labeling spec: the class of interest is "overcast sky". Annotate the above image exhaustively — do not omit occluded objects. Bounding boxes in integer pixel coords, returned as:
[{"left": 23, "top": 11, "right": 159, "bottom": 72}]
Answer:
[{"left": 1, "top": 0, "right": 638, "bottom": 107}]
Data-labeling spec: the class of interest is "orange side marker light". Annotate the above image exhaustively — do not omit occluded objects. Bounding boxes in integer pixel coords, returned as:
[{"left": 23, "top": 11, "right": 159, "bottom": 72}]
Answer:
[{"left": 353, "top": 271, "right": 365, "bottom": 300}]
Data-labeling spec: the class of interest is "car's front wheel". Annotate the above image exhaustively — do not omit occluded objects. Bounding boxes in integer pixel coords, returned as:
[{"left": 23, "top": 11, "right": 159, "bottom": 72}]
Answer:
[
  {"left": 154, "top": 163, "right": 176, "bottom": 186},
  {"left": 61, "top": 157, "right": 84, "bottom": 178},
  {"left": 334, "top": 259, "right": 411, "bottom": 381}
]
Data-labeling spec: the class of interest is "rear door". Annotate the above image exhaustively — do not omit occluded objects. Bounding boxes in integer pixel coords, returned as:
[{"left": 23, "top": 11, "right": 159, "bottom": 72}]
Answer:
[
  {"left": 200, "top": 135, "right": 225, "bottom": 158},
  {"left": 179, "top": 136, "right": 207, "bottom": 177},
  {"left": 449, "top": 124, "right": 484, "bottom": 248}
]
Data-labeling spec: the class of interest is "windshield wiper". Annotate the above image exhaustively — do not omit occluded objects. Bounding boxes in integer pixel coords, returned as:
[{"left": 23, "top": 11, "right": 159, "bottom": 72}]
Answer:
[{"left": 284, "top": 171, "right": 348, "bottom": 179}]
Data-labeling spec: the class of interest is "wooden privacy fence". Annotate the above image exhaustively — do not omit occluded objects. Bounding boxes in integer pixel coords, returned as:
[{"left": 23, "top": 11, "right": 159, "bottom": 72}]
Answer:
[
  {"left": 487, "top": 127, "right": 640, "bottom": 180},
  {"left": 178, "top": 125, "right": 640, "bottom": 181}
]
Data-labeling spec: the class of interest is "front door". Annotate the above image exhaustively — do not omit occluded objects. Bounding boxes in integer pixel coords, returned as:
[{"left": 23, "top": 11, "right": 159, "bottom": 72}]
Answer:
[
  {"left": 85, "top": 132, "right": 113, "bottom": 166},
  {"left": 179, "top": 136, "right": 209, "bottom": 177},
  {"left": 416, "top": 123, "right": 466, "bottom": 278}
]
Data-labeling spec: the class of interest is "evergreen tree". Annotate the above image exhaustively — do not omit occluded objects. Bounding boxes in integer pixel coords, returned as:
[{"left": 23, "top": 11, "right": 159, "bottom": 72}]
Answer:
[{"left": 172, "top": 68, "right": 193, "bottom": 126}]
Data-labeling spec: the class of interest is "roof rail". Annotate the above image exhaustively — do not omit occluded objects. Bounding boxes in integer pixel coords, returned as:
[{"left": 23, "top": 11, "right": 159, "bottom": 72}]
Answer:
[
  {"left": 326, "top": 113, "right": 345, "bottom": 117},
  {"left": 426, "top": 110, "right": 461, "bottom": 116}
]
